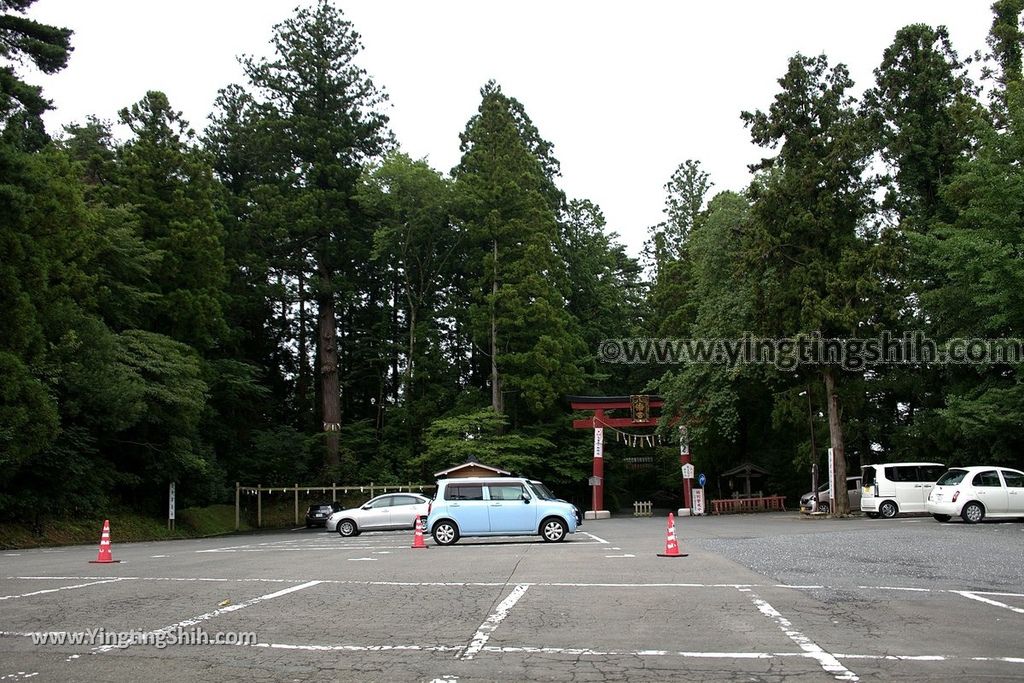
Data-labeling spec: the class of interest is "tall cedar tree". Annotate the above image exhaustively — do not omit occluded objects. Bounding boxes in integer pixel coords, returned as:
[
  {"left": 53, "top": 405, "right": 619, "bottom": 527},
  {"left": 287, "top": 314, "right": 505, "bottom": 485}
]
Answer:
[
  {"left": 0, "top": 0, "right": 71, "bottom": 473},
  {"left": 908, "top": 3, "right": 1024, "bottom": 463},
  {"left": 741, "top": 54, "right": 878, "bottom": 515},
  {"left": 240, "top": 1, "right": 389, "bottom": 471},
  {"left": 453, "top": 82, "right": 585, "bottom": 420},
  {"left": 861, "top": 24, "right": 979, "bottom": 461}
]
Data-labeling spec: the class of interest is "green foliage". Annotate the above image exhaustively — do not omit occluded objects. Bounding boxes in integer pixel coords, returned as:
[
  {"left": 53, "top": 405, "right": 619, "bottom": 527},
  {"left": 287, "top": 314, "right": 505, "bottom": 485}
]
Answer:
[
  {"left": 0, "top": 0, "right": 71, "bottom": 150},
  {"left": 454, "top": 82, "right": 586, "bottom": 418},
  {"left": 417, "top": 408, "right": 553, "bottom": 477},
  {"left": 9, "top": 0, "right": 1024, "bottom": 527}
]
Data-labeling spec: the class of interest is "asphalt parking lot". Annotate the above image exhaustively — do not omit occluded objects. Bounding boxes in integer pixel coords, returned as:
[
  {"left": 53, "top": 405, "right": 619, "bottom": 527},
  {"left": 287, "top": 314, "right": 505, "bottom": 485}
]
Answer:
[{"left": 1, "top": 513, "right": 1022, "bottom": 682}]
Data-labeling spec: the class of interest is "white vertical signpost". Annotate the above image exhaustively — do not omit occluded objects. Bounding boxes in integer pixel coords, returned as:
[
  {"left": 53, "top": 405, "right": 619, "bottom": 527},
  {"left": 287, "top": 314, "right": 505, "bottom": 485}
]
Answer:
[
  {"left": 168, "top": 482, "right": 176, "bottom": 531},
  {"left": 692, "top": 488, "right": 705, "bottom": 516},
  {"left": 680, "top": 462, "right": 694, "bottom": 517},
  {"left": 588, "top": 427, "right": 604, "bottom": 519}
]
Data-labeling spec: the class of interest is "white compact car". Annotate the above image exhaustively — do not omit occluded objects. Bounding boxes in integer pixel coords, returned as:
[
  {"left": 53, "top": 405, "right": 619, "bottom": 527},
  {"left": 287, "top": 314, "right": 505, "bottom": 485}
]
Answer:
[
  {"left": 925, "top": 466, "right": 1024, "bottom": 523},
  {"left": 326, "top": 493, "right": 431, "bottom": 536}
]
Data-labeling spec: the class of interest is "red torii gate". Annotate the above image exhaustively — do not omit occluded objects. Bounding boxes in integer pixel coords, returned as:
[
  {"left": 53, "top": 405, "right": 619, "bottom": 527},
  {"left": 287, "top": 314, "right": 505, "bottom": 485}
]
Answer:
[{"left": 569, "top": 395, "right": 692, "bottom": 519}]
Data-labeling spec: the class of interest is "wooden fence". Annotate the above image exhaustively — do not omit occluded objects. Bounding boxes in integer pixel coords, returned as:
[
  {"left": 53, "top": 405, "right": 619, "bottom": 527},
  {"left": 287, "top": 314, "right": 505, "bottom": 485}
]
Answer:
[
  {"left": 235, "top": 482, "right": 435, "bottom": 529},
  {"left": 632, "top": 501, "right": 653, "bottom": 517},
  {"left": 709, "top": 495, "right": 786, "bottom": 515}
]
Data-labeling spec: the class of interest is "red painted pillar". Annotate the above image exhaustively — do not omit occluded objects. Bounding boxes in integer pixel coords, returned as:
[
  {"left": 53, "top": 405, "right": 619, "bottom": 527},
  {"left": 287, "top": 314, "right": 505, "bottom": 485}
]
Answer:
[{"left": 593, "top": 413, "right": 604, "bottom": 512}]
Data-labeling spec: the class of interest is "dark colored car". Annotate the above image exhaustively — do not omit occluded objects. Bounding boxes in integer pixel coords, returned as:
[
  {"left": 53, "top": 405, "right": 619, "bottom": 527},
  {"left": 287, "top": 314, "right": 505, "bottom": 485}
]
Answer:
[{"left": 305, "top": 502, "right": 341, "bottom": 528}]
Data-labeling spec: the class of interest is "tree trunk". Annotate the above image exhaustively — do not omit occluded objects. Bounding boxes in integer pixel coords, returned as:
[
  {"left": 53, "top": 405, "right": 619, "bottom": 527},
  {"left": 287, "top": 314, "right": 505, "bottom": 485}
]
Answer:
[
  {"left": 490, "top": 239, "right": 503, "bottom": 415},
  {"left": 296, "top": 262, "right": 310, "bottom": 429},
  {"left": 318, "top": 260, "right": 340, "bottom": 470},
  {"left": 822, "top": 366, "right": 849, "bottom": 515},
  {"left": 406, "top": 299, "right": 417, "bottom": 396}
]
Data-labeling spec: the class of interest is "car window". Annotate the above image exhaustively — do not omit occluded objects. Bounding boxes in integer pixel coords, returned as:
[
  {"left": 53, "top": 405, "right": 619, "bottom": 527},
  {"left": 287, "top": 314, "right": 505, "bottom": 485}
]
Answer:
[
  {"left": 391, "top": 495, "right": 420, "bottom": 506},
  {"left": 936, "top": 469, "right": 968, "bottom": 486},
  {"left": 918, "top": 466, "right": 944, "bottom": 482},
  {"left": 862, "top": 466, "right": 876, "bottom": 487},
  {"left": 368, "top": 496, "right": 394, "bottom": 508},
  {"left": 893, "top": 466, "right": 922, "bottom": 482},
  {"left": 445, "top": 484, "right": 484, "bottom": 501},
  {"left": 528, "top": 482, "right": 556, "bottom": 500},
  {"left": 847, "top": 478, "right": 861, "bottom": 492},
  {"left": 1000, "top": 470, "right": 1024, "bottom": 488},
  {"left": 488, "top": 484, "right": 525, "bottom": 501},
  {"left": 972, "top": 470, "right": 1002, "bottom": 488}
]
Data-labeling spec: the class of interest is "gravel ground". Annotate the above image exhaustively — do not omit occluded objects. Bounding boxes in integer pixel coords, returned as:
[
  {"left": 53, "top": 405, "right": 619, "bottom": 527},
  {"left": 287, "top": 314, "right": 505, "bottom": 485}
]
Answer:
[{"left": 690, "top": 518, "right": 1024, "bottom": 592}]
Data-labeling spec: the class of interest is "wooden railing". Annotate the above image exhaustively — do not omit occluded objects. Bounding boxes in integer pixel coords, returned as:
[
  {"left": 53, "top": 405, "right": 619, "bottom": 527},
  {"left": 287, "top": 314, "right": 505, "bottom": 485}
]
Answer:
[
  {"left": 710, "top": 495, "right": 786, "bottom": 515},
  {"left": 633, "top": 501, "right": 653, "bottom": 517},
  {"left": 236, "top": 482, "right": 436, "bottom": 529}
]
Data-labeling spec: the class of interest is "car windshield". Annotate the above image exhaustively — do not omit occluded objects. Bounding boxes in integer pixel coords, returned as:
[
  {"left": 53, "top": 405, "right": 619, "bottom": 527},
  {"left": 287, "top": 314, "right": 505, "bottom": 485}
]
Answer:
[
  {"left": 527, "top": 481, "right": 556, "bottom": 500},
  {"left": 935, "top": 469, "right": 968, "bottom": 486}
]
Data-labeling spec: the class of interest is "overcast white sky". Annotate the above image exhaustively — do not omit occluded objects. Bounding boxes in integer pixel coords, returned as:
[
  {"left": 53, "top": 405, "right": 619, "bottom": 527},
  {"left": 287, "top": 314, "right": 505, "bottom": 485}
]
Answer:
[{"left": 30, "top": 1, "right": 993, "bottom": 255}]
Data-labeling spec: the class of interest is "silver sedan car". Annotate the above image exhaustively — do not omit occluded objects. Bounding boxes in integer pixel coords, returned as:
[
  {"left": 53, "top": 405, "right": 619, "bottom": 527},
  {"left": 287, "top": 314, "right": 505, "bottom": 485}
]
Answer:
[{"left": 326, "top": 493, "right": 430, "bottom": 536}]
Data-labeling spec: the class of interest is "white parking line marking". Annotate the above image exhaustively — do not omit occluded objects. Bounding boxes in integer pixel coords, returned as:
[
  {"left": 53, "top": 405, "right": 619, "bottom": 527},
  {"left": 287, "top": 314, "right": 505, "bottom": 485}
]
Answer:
[
  {"left": 460, "top": 584, "right": 530, "bottom": 660},
  {"left": 955, "top": 591, "right": 1024, "bottom": 614},
  {"left": 198, "top": 541, "right": 605, "bottom": 553},
  {"left": 581, "top": 532, "right": 609, "bottom": 544},
  {"left": 251, "top": 643, "right": 461, "bottom": 653},
  {"left": 0, "top": 578, "right": 125, "bottom": 601},
  {"left": 92, "top": 580, "right": 322, "bottom": 654},
  {"left": 484, "top": 645, "right": 791, "bottom": 658},
  {"left": 347, "top": 558, "right": 377, "bottom": 562},
  {"left": 605, "top": 554, "right": 636, "bottom": 558},
  {"left": 837, "top": 653, "right": 946, "bottom": 661},
  {"left": 972, "top": 656, "right": 1024, "bottom": 663},
  {"left": 748, "top": 592, "right": 859, "bottom": 681},
  {"left": 150, "top": 555, "right": 168, "bottom": 558}
]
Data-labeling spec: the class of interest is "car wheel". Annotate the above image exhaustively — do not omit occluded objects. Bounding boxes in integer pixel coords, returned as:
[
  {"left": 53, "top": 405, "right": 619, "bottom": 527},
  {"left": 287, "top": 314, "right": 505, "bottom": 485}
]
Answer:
[
  {"left": 541, "top": 517, "right": 567, "bottom": 542},
  {"left": 337, "top": 519, "right": 357, "bottom": 537},
  {"left": 817, "top": 502, "right": 830, "bottom": 514},
  {"left": 961, "top": 502, "right": 984, "bottom": 524},
  {"left": 932, "top": 514, "right": 951, "bottom": 523},
  {"left": 879, "top": 501, "right": 898, "bottom": 519},
  {"left": 432, "top": 520, "right": 459, "bottom": 546}
]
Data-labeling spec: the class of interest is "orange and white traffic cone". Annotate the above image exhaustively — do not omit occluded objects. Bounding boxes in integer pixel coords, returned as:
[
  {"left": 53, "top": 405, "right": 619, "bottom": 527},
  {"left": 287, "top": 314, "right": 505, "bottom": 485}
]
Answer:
[
  {"left": 89, "top": 519, "right": 120, "bottom": 564},
  {"left": 657, "top": 512, "right": 688, "bottom": 558},
  {"left": 411, "top": 515, "right": 428, "bottom": 549}
]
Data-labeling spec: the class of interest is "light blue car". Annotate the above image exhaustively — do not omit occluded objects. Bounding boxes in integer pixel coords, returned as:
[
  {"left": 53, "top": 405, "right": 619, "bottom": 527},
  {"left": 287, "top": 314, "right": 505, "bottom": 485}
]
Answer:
[{"left": 427, "top": 477, "right": 580, "bottom": 545}]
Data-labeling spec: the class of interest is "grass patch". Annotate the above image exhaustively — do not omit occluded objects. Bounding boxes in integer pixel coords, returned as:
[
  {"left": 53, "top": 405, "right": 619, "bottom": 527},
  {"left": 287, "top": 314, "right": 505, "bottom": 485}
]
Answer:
[{"left": 0, "top": 505, "right": 250, "bottom": 550}]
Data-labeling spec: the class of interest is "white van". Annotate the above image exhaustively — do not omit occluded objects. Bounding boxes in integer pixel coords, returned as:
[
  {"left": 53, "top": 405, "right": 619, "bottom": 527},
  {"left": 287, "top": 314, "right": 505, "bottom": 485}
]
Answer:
[{"left": 860, "top": 462, "right": 946, "bottom": 518}]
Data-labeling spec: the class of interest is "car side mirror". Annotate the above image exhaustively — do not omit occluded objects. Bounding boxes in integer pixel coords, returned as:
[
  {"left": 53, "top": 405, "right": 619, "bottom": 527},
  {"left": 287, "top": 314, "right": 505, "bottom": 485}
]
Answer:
[
  {"left": 361, "top": 504, "right": 372, "bottom": 510},
  {"left": 522, "top": 493, "right": 531, "bottom": 503}
]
